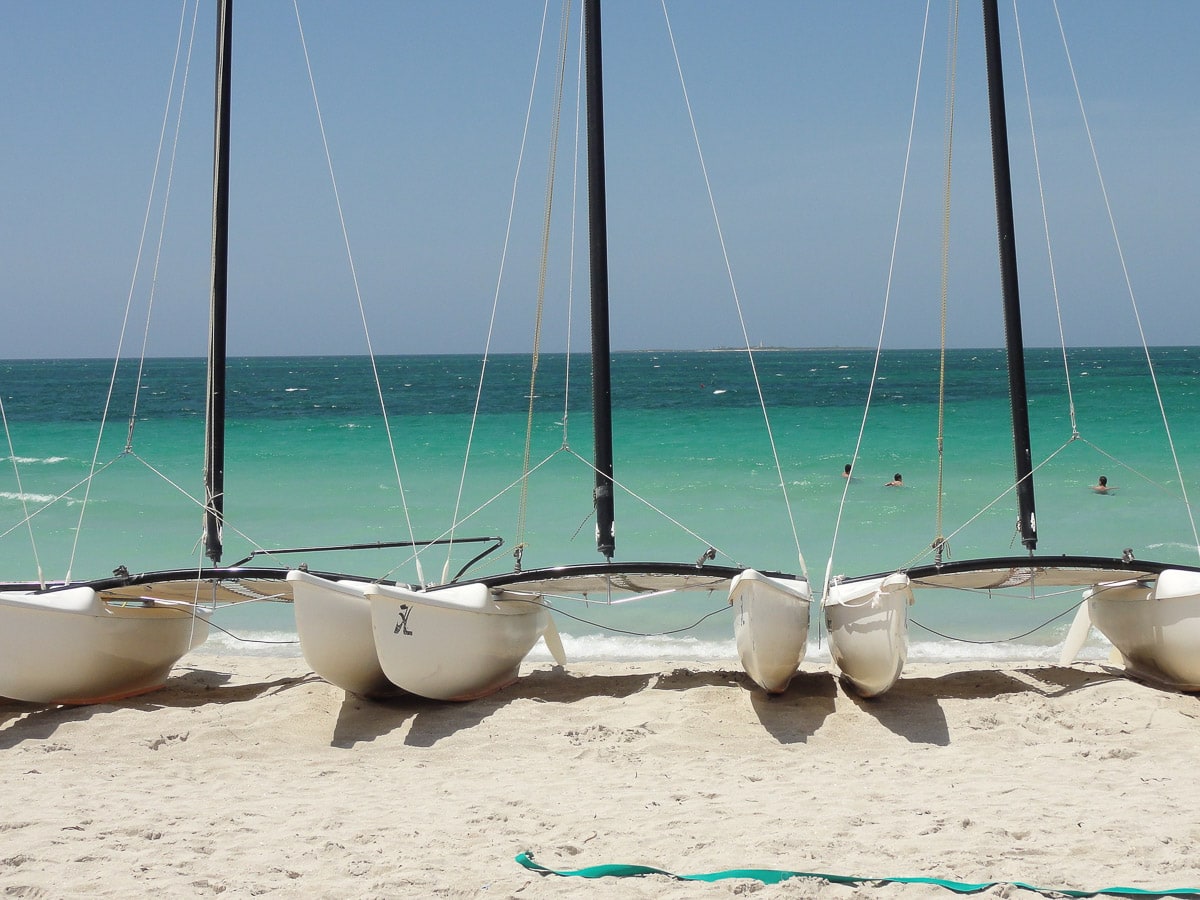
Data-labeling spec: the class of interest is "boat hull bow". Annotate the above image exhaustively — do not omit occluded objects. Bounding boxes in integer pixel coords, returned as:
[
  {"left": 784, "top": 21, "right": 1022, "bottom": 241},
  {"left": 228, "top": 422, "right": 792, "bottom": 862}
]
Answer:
[
  {"left": 824, "top": 572, "right": 912, "bottom": 698},
  {"left": 288, "top": 570, "right": 400, "bottom": 699},
  {"left": 367, "top": 582, "right": 552, "bottom": 702},
  {"left": 1087, "top": 569, "right": 1200, "bottom": 692},
  {"left": 729, "top": 569, "right": 812, "bottom": 694},
  {"left": 0, "top": 587, "right": 210, "bottom": 705}
]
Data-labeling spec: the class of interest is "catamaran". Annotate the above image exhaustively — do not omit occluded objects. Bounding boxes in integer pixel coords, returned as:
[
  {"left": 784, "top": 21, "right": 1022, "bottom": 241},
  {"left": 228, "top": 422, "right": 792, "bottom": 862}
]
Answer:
[
  {"left": 291, "top": 0, "right": 812, "bottom": 701},
  {"left": 823, "top": 0, "right": 1200, "bottom": 697},
  {"left": 0, "top": 1, "right": 397, "bottom": 704},
  {"left": 0, "top": 2, "right": 241, "bottom": 704}
]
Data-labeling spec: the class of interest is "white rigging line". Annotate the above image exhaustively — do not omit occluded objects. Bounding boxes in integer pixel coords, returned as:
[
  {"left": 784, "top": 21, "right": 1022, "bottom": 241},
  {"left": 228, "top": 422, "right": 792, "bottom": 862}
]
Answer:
[
  {"left": 291, "top": 1, "right": 426, "bottom": 585},
  {"left": 1047, "top": 0, "right": 1199, "bottom": 560},
  {"left": 562, "top": 5, "right": 585, "bottom": 442},
  {"left": 933, "top": 0, "right": 960, "bottom": 560},
  {"left": 382, "top": 453, "right": 562, "bottom": 583},
  {"left": 659, "top": 0, "right": 807, "bottom": 580},
  {"left": 127, "top": 2, "right": 203, "bottom": 453},
  {"left": 822, "top": 0, "right": 934, "bottom": 599},
  {"left": 420, "top": 443, "right": 736, "bottom": 580},
  {"left": 1011, "top": 0, "right": 1078, "bottom": 438},
  {"left": 0, "top": 458, "right": 121, "bottom": 546},
  {"left": 65, "top": 0, "right": 198, "bottom": 584},
  {"left": 561, "top": 446, "right": 738, "bottom": 565},
  {"left": 1, "top": 394, "right": 44, "bottom": 587},
  {"left": 442, "top": 0, "right": 556, "bottom": 584}
]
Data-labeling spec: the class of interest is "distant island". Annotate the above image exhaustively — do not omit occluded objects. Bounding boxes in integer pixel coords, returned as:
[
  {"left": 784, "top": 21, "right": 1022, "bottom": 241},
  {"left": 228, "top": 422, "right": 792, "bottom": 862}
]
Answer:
[{"left": 634, "top": 346, "right": 875, "bottom": 353}]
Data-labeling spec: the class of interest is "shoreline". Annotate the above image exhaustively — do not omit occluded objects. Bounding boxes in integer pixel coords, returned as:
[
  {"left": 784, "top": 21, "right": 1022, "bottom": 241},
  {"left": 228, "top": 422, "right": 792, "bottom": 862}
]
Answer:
[
  {"left": 4, "top": 656, "right": 1199, "bottom": 897},
  {"left": 193, "top": 633, "right": 1115, "bottom": 666}
]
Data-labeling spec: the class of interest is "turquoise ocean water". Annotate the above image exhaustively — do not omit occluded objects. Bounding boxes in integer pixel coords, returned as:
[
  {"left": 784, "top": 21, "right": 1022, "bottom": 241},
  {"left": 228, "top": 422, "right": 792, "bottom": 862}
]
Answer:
[{"left": 3, "top": 348, "right": 1198, "bottom": 665}]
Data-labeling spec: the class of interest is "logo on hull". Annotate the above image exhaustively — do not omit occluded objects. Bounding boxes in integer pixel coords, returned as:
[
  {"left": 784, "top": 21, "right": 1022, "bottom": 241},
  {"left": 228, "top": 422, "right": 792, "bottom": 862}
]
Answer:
[{"left": 393, "top": 604, "right": 413, "bottom": 636}]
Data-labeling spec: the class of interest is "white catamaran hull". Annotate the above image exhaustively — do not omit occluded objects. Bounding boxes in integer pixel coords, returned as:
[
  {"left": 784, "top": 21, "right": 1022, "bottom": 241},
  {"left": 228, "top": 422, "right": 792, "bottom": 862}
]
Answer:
[
  {"left": 1085, "top": 569, "right": 1200, "bottom": 692},
  {"left": 366, "top": 582, "right": 554, "bottom": 702},
  {"left": 288, "top": 570, "right": 399, "bottom": 699},
  {"left": 824, "top": 572, "right": 913, "bottom": 698},
  {"left": 0, "top": 587, "right": 210, "bottom": 705},
  {"left": 729, "top": 569, "right": 812, "bottom": 694}
]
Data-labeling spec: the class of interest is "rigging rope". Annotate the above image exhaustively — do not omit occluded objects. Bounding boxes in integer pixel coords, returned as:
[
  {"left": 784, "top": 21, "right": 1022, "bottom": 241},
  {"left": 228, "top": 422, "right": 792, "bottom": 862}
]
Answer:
[
  {"left": 1, "top": 394, "right": 44, "bottom": 587},
  {"left": 912, "top": 598, "right": 1082, "bottom": 644},
  {"left": 561, "top": 9, "right": 585, "bottom": 447},
  {"left": 291, "top": 0, "right": 426, "bottom": 585},
  {"left": 933, "top": 0, "right": 959, "bottom": 565},
  {"left": 1011, "top": 0, "right": 1079, "bottom": 439},
  {"left": 659, "top": 1, "right": 806, "bottom": 579},
  {"left": 444, "top": 0, "right": 555, "bottom": 584},
  {"left": 126, "top": 0, "right": 203, "bottom": 456},
  {"left": 562, "top": 446, "right": 737, "bottom": 565},
  {"left": 405, "top": 452, "right": 564, "bottom": 582},
  {"left": 892, "top": 434, "right": 1110, "bottom": 572},
  {"left": 827, "top": 2, "right": 1196, "bottom": 588},
  {"left": 495, "top": 594, "right": 731, "bottom": 638},
  {"left": 823, "top": 0, "right": 934, "bottom": 598},
  {"left": 66, "top": 0, "right": 199, "bottom": 584},
  {"left": 1048, "top": 0, "right": 1200, "bottom": 561},
  {"left": 516, "top": 0, "right": 574, "bottom": 553},
  {"left": 434, "top": 2, "right": 815, "bottom": 578},
  {"left": 0, "top": 458, "right": 121, "bottom": 546}
]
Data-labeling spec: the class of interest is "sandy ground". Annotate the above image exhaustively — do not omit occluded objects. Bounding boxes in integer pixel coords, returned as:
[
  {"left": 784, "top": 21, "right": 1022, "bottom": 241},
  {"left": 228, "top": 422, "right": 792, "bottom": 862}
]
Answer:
[{"left": 3, "top": 656, "right": 1200, "bottom": 898}]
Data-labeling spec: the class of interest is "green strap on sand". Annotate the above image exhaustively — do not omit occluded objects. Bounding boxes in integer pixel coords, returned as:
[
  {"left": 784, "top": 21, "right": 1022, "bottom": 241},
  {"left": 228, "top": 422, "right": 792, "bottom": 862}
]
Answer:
[{"left": 515, "top": 852, "right": 1200, "bottom": 897}]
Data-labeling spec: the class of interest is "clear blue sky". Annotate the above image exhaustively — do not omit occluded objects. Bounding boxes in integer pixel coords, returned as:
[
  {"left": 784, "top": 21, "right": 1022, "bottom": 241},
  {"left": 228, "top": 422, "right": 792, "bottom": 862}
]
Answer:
[{"left": 2, "top": 2, "right": 1197, "bottom": 358}]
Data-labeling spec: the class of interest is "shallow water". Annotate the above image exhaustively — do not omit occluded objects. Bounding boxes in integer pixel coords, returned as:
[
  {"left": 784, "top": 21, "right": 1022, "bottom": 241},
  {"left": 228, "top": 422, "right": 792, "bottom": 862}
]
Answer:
[{"left": 3, "top": 347, "right": 1198, "bottom": 661}]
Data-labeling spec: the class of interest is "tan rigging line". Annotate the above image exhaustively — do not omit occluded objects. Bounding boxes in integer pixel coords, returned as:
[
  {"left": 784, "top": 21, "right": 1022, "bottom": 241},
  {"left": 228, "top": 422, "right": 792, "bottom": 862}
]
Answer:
[
  {"left": 932, "top": 0, "right": 960, "bottom": 566},
  {"left": 515, "top": 0, "right": 575, "bottom": 566},
  {"left": 823, "top": 0, "right": 934, "bottom": 600}
]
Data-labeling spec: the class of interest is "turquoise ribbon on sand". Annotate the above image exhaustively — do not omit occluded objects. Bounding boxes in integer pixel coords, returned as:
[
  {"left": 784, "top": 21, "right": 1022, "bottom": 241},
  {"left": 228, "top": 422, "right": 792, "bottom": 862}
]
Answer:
[{"left": 515, "top": 852, "right": 1200, "bottom": 897}]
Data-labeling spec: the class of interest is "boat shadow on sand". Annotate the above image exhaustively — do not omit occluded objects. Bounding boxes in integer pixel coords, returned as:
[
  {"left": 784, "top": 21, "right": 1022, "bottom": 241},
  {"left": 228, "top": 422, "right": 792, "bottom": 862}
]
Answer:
[
  {"left": 331, "top": 664, "right": 1143, "bottom": 748},
  {"left": 331, "top": 667, "right": 663, "bottom": 749},
  {"left": 0, "top": 668, "right": 318, "bottom": 750},
  {"left": 825, "top": 665, "right": 1133, "bottom": 747},
  {"left": 0, "top": 662, "right": 1169, "bottom": 752},
  {"left": 328, "top": 666, "right": 775, "bottom": 748}
]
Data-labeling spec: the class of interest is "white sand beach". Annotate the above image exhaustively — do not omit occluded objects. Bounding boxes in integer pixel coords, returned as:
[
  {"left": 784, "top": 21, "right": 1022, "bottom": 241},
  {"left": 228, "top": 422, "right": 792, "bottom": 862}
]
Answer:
[{"left": 3, "top": 656, "right": 1199, "bottom": 898}]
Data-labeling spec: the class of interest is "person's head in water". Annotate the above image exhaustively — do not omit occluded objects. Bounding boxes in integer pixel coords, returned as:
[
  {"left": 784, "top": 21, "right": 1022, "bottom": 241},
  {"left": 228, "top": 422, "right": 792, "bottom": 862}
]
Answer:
[
  {"left": 885, "top": 473, "right": 903, "bottom": 486},
  {"left": 843, "top": 463, "right": 852, "bottom": 478}
]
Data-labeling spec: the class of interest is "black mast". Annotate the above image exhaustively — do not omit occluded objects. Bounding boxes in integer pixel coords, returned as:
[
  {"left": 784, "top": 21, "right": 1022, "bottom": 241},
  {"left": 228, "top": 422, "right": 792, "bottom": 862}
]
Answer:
[
  {"left": 584, "top": 0, "right": 616, "bottom": 559},
  {"left": 204, "top": 0, "right": 232, "bottom": 564},
  {"left": 982, "top": 0, "right": 1037, "bottom": 552}
]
